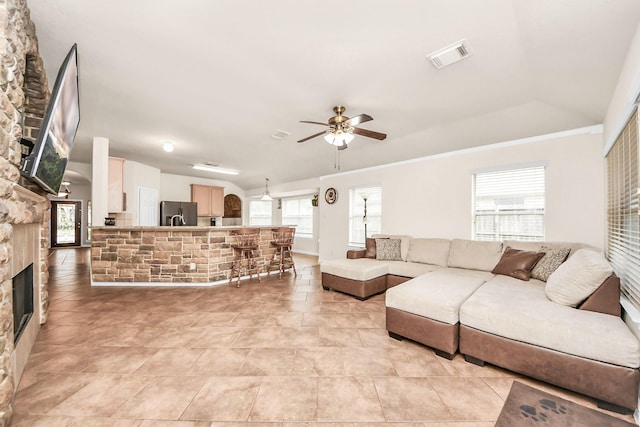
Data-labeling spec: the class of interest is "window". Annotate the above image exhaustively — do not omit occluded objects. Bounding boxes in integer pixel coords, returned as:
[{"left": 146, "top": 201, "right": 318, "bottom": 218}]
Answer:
[
  {"left": 249, "top": 200, "right": 272, "bottom": 226},
  {"left": 282, "top": 197, "right": 313, "bottom": 238},
  {"left": 607, "top": 110, "right": 640, "bottom": 310},
  {"left": 349, "top": 186, "right": 382, "bottom": 246},
  {"left": 473, "top": 166, "right": 545, "bottom": 241}
]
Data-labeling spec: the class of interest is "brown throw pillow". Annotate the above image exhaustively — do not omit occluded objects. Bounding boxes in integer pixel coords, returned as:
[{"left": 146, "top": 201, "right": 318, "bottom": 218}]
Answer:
[
  {"left": 492, "top": 246, "right": 546, "bottom": 281},
  {"left": 365, "top": 237, "right": 376, "bottom": 259}
]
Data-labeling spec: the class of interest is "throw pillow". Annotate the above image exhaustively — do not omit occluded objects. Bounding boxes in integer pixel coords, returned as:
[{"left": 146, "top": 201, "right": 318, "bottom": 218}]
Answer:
[
  {"left": 491, "top": 246, "right": 546, "bottom": 281},
  {"left": 531, "top": 246, "right": 571, "bottom": 282},
  {"left": 375, "top": 238, "right": 402, "bottom": 261},
  {"left": 545, "top": 248, "right": 613, "bottom": 307},
  {"left": 365, "top": 237, "right": 377, "bottom": 259}
]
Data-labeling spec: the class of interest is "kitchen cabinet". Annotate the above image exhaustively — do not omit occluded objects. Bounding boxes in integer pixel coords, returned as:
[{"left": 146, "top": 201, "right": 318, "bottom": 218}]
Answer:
[
  {"left": 191, "top": 184, "right": 224, "bottom": 216},
  {"left": 108, "top": 157, "right": 125, "bottom": 212}
]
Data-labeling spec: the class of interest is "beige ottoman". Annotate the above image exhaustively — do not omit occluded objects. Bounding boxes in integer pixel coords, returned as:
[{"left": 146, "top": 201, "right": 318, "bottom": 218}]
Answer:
[
  {"left": 320, "top": 258, "right": 389, "bottom": 300},
  {"left": 385, "top": 269, "right": 491, "bottom": 358}
]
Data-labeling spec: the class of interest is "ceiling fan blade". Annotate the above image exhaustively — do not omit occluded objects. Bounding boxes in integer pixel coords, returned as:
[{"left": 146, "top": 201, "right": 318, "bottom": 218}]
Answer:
[
  {"left": 337, "top": 142, "right": 348, "bottom": 151},
  {"left": 297, "top": 130, "right": 326, "bottom": 143},
  {"left": 352, "top": 127, "right": 387, "bottom": 141},
  {"left": 345, "top": 114, "right": 373, "bottom": 127},
  {"left": 300, "top": 120, "right": 328, "bottom": 126}
]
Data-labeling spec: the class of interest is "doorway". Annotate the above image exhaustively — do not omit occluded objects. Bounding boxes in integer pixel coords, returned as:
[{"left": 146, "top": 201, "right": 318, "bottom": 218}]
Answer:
[{"left": 51, "top": 201, "right": 82, "bottom": 247}]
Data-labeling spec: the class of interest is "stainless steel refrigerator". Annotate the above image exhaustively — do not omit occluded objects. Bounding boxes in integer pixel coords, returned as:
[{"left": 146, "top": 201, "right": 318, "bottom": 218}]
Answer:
[{"left": 159, "top": 201, "right": 198, "bottom": 226}]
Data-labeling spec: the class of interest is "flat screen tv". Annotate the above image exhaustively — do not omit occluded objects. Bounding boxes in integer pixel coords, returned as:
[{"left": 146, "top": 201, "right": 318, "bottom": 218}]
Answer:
[{"left": 21, "top": 44, "right": 80, "bottom": 194}]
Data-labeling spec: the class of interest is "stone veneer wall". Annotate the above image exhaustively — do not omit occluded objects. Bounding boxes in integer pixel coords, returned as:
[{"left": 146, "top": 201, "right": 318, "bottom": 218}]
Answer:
[
  {"left": 0, "top": 0, "right": 52, "bottom": 424},
  {"left": 92, "top": 228, "right": 278, "bottom": 283}
]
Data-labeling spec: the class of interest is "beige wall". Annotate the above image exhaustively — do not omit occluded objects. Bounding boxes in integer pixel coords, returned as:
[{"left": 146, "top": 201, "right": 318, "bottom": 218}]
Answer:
[
  {"left": 604, "top": 21, "right": 640, "bottom": 151},
  {"left": 318, "top": 127, "right": 605, "bottom": 262},
  {"left": 159, "top": 173, "right": 245, "bottom": 203}
]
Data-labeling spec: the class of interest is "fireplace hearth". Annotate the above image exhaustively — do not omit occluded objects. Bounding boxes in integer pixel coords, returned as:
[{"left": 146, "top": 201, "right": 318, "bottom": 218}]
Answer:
[{"left": 13, "top": 263, "right": 34, "bottom": 344}]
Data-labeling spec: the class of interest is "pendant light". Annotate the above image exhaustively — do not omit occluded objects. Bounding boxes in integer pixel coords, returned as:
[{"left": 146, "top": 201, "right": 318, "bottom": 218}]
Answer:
[{"left": 261, "top": 178, "right": 273, "bottom": 201}]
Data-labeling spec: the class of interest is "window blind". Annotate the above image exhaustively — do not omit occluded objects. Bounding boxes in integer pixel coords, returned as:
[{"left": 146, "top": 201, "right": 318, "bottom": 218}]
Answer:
[
  {"left": 249, "top": 200, "right": 272, "bottom": 226},
  {"left": 607, "top": 110, "right": 640, "bottom": 309},
  {"left": 349, "top": 186, "right": 382, "bottom": 246},
  {"left": 282, "top": 197, "right": 313, "bottom": 238},
  {"left": 473, "top": 166, "right": 545, "bottom": 241}
]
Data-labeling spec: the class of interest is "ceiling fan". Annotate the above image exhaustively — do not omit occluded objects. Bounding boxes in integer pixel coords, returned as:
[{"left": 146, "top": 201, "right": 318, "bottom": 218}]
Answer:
[{"left": 297, "top": 105, "right": 387, "bottom": 150}]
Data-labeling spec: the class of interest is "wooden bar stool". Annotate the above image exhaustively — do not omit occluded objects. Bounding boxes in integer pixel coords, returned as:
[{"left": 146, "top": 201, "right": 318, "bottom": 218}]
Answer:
[
  {"left": 229, "top": 228, "right": 262, "bottom": 287},
  {"left": 267, "top": 227, "right": 297, "bottom": 279}
]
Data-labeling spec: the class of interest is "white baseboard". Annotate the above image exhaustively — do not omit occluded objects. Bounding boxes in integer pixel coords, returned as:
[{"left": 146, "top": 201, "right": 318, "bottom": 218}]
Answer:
[
  {"left": 91, "top": 271, "right": 277, "bottom": 287},
  {"left": 292, "top": 250, "right": 319, "bottom": 256}
]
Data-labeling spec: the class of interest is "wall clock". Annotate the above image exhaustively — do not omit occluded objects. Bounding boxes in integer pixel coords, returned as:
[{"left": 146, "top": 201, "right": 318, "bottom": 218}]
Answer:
[{"left": 325, "top": 188, "right": 337, "bottom": 204}]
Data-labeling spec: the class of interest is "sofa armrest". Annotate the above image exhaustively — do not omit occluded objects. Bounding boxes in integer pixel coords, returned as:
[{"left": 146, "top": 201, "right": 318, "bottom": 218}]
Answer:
[
  {"left": 346, "top": 249, "right": 366, "bottom": 259},
  {"left": 578, "top": 274, "right": 621, "bottom": 317}
]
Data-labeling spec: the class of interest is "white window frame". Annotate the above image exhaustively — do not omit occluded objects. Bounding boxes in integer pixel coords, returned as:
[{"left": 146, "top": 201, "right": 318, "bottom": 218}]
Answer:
[
  {"left": 282, "top": 196, "right": 313, "bottom": 238},
  {"left": 349, "top": 186, "right": 382, "bottom": 247},
  {"left": 473, "top": 165, "right": 545, "bottom": 241},
  {"left": 249, "top": 199, "right": 272, "bottom": 226}
]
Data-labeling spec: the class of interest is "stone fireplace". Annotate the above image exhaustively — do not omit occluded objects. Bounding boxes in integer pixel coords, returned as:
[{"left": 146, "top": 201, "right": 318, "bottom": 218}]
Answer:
[
  {"left": 10, "top": 223, "right": 41, "bottom": 393},
  {"left": 0, "top": 0, "right": 54, "bottom": 423},
  {"left": 13, "top": 263, "right": 33, "bottom": 344}
]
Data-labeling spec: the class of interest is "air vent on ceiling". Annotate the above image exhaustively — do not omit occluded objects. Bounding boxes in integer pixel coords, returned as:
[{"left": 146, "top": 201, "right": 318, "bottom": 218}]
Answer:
[
  {"left": 271, "top": 129, "right": 291, "bottom": 140},
  {"left": 427, "top": 39, "right": 472, "bottom": 69}
]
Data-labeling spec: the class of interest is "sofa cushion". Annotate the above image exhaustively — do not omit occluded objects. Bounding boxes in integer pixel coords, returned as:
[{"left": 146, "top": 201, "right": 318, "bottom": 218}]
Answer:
[
  {"left": 530, "top": 246, "right": 570, "bottom": 282},
  {"left": 386, "top": 269, "right": 489, "bottom": 325},
  {"left": 460, "top": 274, "right": 640, "bottom": 368},
  {"left": 447, "top": 239, "right": 503, "bottom": 272},
  {"left": 545, "top": 249, "right": 613, "bottom": 307},
  {"left": 372, "top": 234, "right": 412, "bottom": 261},
  {"left": 491, "top": 247, "right": 545, "bottom": 281},
  {"left": 376, "top": 238, "right": 402, "bottom": 261},
  {"left": 365, "top": 238, "right": 376, "bottom": 259},
  {"left": 320, "top": 258, "right": 388, "bottom": 281},
  {"left": 407, "top": 238, "right": 451, "bottom": 267},
  {"left": 385, "top": 260, "right": 443, "bottom": 278}
]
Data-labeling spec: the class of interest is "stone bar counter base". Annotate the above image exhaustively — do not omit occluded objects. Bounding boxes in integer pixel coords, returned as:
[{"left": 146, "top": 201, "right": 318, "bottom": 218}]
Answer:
[{"left": 91, "top": 226, "right": 279, "bottom": 284}]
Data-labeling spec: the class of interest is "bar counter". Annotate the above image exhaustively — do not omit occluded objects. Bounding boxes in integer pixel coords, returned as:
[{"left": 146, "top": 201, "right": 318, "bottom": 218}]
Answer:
[{"left": 91, "top": 226, "right": 282, "bottom": 285}]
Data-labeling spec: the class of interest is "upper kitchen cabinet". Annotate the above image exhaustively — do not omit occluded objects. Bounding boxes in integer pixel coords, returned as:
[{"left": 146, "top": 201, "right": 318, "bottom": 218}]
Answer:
[
  {"left": 108, "top": 157, "right": 125, "bottom": 212},
  {"left": 191, "top": 184, "right": 224, "bottom": 217}
]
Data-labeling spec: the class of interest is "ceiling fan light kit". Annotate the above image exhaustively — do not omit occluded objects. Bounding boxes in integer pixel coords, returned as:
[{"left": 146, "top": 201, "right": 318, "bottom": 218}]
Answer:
[
  {"left": 298, "top": 105, "right": 387, "bottom": 150},
  {"left": 323, "top": 128, "right": 354, "bottom": 147}
]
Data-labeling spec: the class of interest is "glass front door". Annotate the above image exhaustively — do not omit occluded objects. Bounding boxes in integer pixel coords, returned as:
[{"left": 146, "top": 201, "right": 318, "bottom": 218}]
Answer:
[{"left": 51, "top": 201, "right": 82, "bottom": 247}]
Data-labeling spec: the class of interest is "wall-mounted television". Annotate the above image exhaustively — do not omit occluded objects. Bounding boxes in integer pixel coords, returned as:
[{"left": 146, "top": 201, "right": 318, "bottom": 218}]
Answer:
[{"left": 21, "top": 44, "right": 80, "bottom": 194}]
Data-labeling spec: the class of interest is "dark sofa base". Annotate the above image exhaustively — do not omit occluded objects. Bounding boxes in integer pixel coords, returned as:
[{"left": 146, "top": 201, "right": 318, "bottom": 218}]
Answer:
[
  {"left": 459, "top": 325, "right": 640, "bottom": 412},
  {"left": 386, "top": 274, "right": 411, "bottom": 288},
  {"left": 386, "top": 307, "right": 458, "bottom": 358},
  {"left": 321, "top": 272, "right": 387, "bottom": 300}
]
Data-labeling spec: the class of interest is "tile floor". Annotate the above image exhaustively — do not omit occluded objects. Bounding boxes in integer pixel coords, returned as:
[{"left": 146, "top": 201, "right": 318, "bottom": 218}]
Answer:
[{"left": 10, "top": 248, "right": 636, "bottom": 426}]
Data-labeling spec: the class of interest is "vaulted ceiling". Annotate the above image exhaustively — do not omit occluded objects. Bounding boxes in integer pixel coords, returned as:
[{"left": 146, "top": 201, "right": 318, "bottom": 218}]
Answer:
[{"left": 27, "top": 0, "right": 640, "bottom": 189}]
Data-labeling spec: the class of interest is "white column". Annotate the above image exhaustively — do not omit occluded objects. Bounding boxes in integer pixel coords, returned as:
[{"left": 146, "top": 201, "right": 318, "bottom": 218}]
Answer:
[{"left": 91, "top": 137, "right": 109, "bottom": 226}]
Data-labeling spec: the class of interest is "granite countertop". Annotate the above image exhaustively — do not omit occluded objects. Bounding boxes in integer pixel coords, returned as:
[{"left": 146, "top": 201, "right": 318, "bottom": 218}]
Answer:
[{"left": 92, "top": 225, "right": 284, "bottom": 231}]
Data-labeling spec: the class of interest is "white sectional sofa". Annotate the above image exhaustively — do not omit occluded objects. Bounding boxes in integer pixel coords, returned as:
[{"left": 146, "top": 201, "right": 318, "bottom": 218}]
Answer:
[{"left": 319, "top": 235, "right": 640, "bottom": 413}]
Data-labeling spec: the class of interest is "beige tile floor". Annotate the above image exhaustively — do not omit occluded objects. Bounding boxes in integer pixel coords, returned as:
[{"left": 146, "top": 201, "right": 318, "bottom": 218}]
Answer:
[{"left": 10, "top": 248, "right": 636, "bottom": 426}]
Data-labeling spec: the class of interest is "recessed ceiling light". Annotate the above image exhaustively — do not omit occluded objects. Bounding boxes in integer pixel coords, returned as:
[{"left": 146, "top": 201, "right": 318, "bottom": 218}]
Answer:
[
  {"left": 192, "top": 164, "right": 239, "bottom": 175},
  {"left": 163, "top": 142, "right": 174, "bottom": 152}
]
